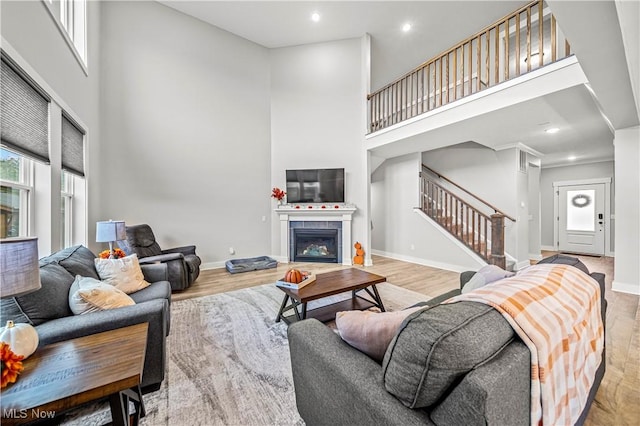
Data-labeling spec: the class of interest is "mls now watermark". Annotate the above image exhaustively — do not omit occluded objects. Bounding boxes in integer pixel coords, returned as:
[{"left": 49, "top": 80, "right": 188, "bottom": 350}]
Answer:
[{"left": 3, "top": 408, "right": 56, "bottom": 420}]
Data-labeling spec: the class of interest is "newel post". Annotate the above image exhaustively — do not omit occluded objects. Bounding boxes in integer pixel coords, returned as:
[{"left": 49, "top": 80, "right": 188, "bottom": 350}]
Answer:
[{"left": 490, "top": 213, "right": 506, "bottom": 269}]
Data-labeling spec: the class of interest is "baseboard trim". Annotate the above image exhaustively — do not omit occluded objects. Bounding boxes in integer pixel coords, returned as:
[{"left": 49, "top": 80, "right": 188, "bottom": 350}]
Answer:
[
  {"left": 515, "top": 260, "right": 531, "bottom": 271},
  {"left": 612, "top": 281, "right": 640, "bottom": 295},
  {"left": 201, "top": 261, "right": 226, "bottom": 271},
  {"left": 541, "top": 245, "right": 556, "bottom": 251},
  {"left": 371, "top": 249, "right": 480, "bottom": 273},
  {"left": 529, "top": 253, "right": 544, "bottom": 261}
]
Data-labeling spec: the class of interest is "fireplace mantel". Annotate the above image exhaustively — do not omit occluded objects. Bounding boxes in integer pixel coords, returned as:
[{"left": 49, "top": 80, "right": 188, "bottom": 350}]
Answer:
[{"left": 276, "top": 205, "right": 356, "bottom": 266}]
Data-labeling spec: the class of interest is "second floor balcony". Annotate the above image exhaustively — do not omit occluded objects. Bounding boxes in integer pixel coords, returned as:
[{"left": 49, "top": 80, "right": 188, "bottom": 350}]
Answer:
[{"left": 367, "top": 0, "right": 572, "bottom": 134}]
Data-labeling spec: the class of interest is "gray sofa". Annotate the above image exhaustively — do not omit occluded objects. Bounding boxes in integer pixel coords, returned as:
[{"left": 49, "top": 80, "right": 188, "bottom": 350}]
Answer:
[
  {"left": 288, "top": 255, "right": 606, "bottom": 425},
  {"left": 0, "top": 245, "right": 171, "bottom": 391}
]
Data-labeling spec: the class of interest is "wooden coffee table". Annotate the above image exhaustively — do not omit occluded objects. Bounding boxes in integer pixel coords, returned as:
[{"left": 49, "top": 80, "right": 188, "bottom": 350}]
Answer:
[
  {"left": 0, "top": 323, "right": 148, "bottom": 426},
  {"left": 275, "top": 268, "right": 386, "bottom": 324}
]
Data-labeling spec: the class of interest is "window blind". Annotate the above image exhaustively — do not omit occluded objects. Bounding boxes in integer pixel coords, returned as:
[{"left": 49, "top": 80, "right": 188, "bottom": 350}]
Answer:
[
  {"left": 61, "top": 113, "right": 85, "bottom": 177},
  {"left": 1, "top": 52, "right": 50, "bottom": 163}
]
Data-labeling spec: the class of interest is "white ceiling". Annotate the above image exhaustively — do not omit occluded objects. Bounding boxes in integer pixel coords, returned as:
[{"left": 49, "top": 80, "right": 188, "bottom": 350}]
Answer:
[{"left": 158, "top": 0, "right": 627, "bottom": 168}]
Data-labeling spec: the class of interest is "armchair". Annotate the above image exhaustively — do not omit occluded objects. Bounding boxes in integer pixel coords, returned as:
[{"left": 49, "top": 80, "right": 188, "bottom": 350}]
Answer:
[{"left": 119, "top": 224, "right": 201, "bottom": 291}]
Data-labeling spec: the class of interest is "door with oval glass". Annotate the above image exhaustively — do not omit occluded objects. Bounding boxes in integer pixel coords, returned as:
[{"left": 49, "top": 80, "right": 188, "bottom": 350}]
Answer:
[{"left": 558, "top": 183, "right": 605, "bottom": 256}]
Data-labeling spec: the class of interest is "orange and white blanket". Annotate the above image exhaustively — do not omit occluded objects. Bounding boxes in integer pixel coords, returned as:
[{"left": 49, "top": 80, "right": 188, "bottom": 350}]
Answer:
[{"left": 446, "top": 263, "right": 604, "bottom": 426}]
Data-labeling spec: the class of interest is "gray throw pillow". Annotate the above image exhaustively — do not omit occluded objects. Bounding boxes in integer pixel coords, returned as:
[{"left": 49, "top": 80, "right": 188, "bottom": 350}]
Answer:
[
  {"left": 537, "top": 254, "right": 589, "bottom": 275},
  {"left": 15, "top": 263, "right": 75, "bottom": 325},
  {"left": 58, "top": 245, "right": 101, "bottom": 280},
  {"left": 461, "top": 264, "right": 515, "bottom": 293},
  {"left": 382, "top": 301, "right": 515, "bottom": 409},
  {"left": 0, "top": 298, "right": 30, "bottom": 325}
]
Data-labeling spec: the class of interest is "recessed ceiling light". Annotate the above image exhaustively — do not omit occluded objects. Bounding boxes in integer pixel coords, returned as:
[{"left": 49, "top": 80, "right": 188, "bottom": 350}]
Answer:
[
  {"left": 568, "top": 155, "right": 577, "bottom": 161},
  {"left": 311, "top": 12, "right": 320, "bottom": 22},
  {"left": 545, "top": 127, "right": 560, "bottom": 134},
  {"left": 402, "top": 23, "right": 412, "bottom": 32}
]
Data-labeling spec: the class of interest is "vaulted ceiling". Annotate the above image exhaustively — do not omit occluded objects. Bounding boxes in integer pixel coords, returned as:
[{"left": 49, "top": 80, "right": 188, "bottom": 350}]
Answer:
[{"left": 158, "top": 1, "right": 637, "bottom": 168}]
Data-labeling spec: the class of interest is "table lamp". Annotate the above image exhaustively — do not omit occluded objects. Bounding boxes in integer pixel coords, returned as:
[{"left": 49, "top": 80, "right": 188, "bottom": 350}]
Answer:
[
  {"left": 0, "top": 237, "right": 41, "bottom": 358},
  {"left": 96, "top": 220, "right": 126, "bottom": 258}
]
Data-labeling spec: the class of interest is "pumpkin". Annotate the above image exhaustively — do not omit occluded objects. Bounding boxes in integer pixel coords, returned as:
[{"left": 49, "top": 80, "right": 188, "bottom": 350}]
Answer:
[
  {"left": 284, "top": 269, "right": 303, "bottom": 284},
  {"left": 353, "top": 255, "right": 364, "bottom": 265},
  {"left": 356, "top": 248, "right": 365, "bottom": 256},
  {"left": 0, "top": 320, "right": 38, "bottom": 358},
  {"left": 354, "top": 242, "right": 362, "bottom": 250}
]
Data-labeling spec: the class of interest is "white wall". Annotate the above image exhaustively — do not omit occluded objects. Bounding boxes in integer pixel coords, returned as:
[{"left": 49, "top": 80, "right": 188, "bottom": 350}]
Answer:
[
  {"left": 539, "top": 161, "right": 615, "bottom": 251},
  {"left": 269, "top": 38, "right": 367, "bottom": 262},
  {"left": 613, "top": 127, "right": 639, "bottom": 295},
  {"left": 100, "top": 1, "right": 271, "bottom": 267},
  {"left": 1, "top": 0, "right": 101, "bottom": 255},
  {"left": 371, "top": 153, "right": 483, "bottom": 271},
  {"left": 528, "top": 164, "right": 542, "bottom": 259}
]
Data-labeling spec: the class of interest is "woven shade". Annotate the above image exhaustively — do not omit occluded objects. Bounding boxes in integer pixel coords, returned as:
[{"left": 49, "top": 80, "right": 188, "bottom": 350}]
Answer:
[
  {"left": 0, "top": 237, "right": 41, "bottom": 298},
  {"left": 61, "top": 113, "right": 85, "bottom": 176},
  {"left": 1, "top": 53, "right": 50, "bottom": 164}
]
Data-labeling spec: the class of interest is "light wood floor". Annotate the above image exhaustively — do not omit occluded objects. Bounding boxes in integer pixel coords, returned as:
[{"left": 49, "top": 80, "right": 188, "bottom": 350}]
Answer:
[{"left": 175, "top": 253, "right": 638, "bottom": 425}]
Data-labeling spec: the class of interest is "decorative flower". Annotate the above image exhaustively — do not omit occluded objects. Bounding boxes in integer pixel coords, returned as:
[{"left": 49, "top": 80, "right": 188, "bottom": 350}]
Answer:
[
  {"left": 1, "top": 342, "right": 24, "bottom": 389},
  {"left": 98, "top": 248, "right": 127, "bottom": 259},
  {"left": 271, "top": 187, "right": 286, "bottom": 201}
]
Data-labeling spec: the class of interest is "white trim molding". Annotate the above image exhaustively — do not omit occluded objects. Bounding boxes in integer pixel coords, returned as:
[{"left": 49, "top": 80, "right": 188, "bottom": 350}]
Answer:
[
  {"left": 275, "top": 206, "right": 356, "bottom": 266},
  {"left": 612, "top": 281, "right": 640, "bottom": 295},
  {"left": 371, "top": 249, "right": 473, "bottom": 273},
  {"left": 413, "top": 208, "right": 488, "bottom": 267}
]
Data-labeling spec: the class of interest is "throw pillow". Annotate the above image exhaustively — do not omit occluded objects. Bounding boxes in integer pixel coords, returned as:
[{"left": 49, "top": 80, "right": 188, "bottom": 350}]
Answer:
[
  {"left": 382, "top": 301, "right": 515, "bottom": 409},
  {"left": 335, "top": 306, "right": 425, "bottom": 362},
  {"left": 14, "top": 263, "right": 75, "bottom": 325},
  {"left": 69, "top": 276, "right": 135, "bottom": 315},
  {"left": 94, "top": 254, "right": 150, "bottom": 294},
  {"left": 461, "top": 264, "right": 515, "bottom": 293}
]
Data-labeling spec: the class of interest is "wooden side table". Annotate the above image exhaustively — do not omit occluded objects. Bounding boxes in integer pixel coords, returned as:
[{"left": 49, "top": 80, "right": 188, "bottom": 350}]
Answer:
[{"left": 0, "top": 322, "right": 148, "bottom": 425}]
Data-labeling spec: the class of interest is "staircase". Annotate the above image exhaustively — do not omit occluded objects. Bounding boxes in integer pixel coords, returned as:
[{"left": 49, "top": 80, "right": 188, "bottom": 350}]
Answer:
[{"left": 420, "top": 165, "right": 515, "bottom": 269}]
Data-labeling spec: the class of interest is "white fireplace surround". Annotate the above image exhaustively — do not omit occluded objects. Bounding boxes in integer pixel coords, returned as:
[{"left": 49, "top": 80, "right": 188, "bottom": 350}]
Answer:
[{"left": 275, "top": 206, "right": 356, "bottom": 266}]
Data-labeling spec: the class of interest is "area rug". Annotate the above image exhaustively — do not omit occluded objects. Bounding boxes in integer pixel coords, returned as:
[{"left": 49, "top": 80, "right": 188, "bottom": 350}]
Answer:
[{"left": 60, "top": 282, "right": 429, "bottom": 425}]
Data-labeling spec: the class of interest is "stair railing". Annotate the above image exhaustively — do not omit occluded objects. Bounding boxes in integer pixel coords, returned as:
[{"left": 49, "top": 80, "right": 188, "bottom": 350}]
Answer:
[
  {"left": 420, "top": 167, "right": 512, "bottom": 268},
  {"left": 368, "top": 0, "right": 571, "bottom": 133},
  {"left": 422, "top": 164, "right": 515, "bottom": 222}
]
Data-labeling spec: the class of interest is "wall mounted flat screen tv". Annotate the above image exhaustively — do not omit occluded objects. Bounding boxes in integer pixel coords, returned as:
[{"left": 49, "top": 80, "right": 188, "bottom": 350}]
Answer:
[{"left": 286, "top": 168, "right": 345, "bottom": 203}]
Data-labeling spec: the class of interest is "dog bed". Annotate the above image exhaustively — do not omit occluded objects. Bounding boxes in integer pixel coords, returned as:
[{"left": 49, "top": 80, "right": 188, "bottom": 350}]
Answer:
[{"left": 225, "top": 256, "right": 278, "bottom": 274}]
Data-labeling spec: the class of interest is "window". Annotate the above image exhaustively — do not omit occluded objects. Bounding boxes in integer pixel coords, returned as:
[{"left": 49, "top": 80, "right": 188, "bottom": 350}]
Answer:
[
  {"left": 0, "top": 148, "right": 33, "bottom": 238},
  {"left": 2, "top": 48, "right": 88, "bottom": 253},
  {"left": 60, "top": 0, "right": 86, "bottom": 63},
  {"left": 61, "top": 171, "right": 73, "bottom": 247},
  {"left": 42, "top": 0, "right": 87, "bottom": 70}
]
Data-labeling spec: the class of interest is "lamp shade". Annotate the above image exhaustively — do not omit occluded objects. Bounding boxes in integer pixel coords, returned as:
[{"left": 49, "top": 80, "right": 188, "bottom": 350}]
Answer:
[
  {"left": 0, "top": 237, "right": 41, "bottom": 298},
  {"left": 96, "top": 220, "right": 126, "bottom": 242}
]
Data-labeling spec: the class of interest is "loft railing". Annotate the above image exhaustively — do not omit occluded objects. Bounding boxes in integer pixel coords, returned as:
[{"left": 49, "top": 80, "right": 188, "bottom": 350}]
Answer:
[
  {"left": 420, "top": 165, "right": 514, "bottom": 268},
  {"left": 368, "top": 0, "right": 571, "bottom": 133}
]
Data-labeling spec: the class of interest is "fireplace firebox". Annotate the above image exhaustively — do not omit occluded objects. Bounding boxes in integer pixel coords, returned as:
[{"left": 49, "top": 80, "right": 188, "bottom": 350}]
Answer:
[{"left": 292, "top": 229, "right": 339, "bottom": 263}]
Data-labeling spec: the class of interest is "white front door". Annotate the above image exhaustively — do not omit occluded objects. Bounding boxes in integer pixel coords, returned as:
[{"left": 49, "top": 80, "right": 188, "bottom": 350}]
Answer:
[{"left": 557, "top": 183, "right": 605, "bottom": 256}]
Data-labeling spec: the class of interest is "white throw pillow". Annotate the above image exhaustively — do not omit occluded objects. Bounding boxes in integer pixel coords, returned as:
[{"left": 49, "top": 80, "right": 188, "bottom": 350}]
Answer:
[
  {"left": 461, "top": 264, "right": 515, "bottom": 293},
  {"left": 69, "top": 275, "right": 135, "bottom": 315},
  {"left": 94, "top": 254, "right": 150, "bottom": 294}
]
